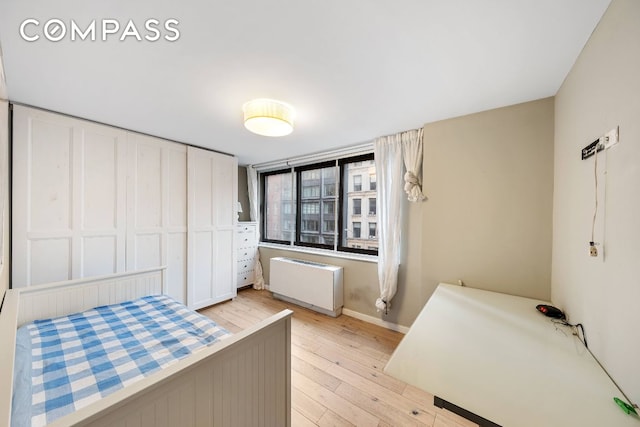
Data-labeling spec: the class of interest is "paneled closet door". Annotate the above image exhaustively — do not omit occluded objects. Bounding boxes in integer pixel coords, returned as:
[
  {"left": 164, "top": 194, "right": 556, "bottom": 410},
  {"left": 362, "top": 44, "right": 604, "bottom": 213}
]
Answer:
[
  {"left": 12, "top": 106, "right": 127, "bottom": 287},
  {"left": 126, "top": 134, "right": 187, "bottom": 303},
  {"left": 187, "top": 146, "right": 237, "bottom": 310}
]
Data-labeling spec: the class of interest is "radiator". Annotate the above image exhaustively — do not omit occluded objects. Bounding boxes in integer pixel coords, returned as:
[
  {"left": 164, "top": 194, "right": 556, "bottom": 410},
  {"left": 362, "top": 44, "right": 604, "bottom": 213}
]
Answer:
[{"left": 270, "top": 257, "right": 344, "bottom": 317}]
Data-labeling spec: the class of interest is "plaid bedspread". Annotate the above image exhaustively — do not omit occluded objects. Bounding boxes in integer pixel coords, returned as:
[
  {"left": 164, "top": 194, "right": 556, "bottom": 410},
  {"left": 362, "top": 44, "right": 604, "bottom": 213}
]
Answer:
[{"left": 23, "top": 295, "right": 230, "bottom": 426}]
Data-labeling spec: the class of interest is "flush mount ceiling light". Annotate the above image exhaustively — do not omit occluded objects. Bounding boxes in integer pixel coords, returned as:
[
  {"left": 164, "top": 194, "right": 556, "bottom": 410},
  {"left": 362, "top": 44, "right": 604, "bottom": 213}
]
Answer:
[{"left": 243, "top": 98, "right": 295, "bottom": 137}]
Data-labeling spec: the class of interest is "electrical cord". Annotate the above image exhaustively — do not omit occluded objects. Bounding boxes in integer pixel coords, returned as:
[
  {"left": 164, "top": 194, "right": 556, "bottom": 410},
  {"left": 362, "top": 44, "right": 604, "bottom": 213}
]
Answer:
[
  {"left": 591, "top": 144, "right": 599, "bottom": 244},
  {"left": 552, "top": 319, "right": 588, "bottom": 349}
]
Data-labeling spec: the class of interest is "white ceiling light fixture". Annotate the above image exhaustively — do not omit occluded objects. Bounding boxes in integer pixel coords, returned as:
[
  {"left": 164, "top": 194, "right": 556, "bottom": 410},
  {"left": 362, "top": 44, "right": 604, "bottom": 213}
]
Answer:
[{"left": 243, "top": 98, "right": 295, "bottom": 137}]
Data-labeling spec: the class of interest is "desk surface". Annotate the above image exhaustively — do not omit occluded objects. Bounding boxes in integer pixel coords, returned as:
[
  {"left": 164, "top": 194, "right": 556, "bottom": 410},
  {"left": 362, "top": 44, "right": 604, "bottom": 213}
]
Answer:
[{"left": 384, "top": 284, "right": 639, "bottom": 427}]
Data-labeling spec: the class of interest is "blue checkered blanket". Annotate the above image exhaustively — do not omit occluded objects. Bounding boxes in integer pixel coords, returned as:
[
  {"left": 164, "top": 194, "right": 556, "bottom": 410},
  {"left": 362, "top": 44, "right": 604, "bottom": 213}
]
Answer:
[{"left": 12, "top": 295, "right": 230, "bottom": 427}]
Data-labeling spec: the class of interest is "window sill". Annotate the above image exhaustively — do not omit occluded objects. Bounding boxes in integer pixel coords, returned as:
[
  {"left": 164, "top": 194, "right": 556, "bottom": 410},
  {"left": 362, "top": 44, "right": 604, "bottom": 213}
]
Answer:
[{"left": 258, "top": 242, "right": 378, "bottom": 264}]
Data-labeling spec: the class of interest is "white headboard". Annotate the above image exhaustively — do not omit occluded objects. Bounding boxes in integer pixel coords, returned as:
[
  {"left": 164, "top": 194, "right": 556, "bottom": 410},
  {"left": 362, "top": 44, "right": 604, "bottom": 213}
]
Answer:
[{"left": 15, "top": 267, "right": 166, "bottom": 327}]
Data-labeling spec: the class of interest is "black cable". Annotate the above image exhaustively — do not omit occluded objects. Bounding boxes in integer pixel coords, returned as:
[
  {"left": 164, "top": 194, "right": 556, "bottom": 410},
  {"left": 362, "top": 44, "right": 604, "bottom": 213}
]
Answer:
[
  {"left": 552, "top": 319, "right": 588, "bottom": 349},
  {"left": 575, "top": 323, "right": 588, "bottom": 348}
]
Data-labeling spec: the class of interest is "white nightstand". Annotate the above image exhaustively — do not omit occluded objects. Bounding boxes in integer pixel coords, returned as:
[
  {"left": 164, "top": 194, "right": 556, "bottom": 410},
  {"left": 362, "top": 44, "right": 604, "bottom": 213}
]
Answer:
[{"left": 236, "top": 222, "right": 258, "bottom": 288}]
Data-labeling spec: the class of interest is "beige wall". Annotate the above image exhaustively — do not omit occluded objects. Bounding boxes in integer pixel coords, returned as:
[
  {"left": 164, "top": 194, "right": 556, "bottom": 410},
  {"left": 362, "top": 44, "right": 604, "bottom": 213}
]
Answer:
[
  {"left": 260, "top": 97, "right": 554, "bottom": 327},
  {"left": 421, "top": 97, "right": 554, "bottom": 301},
  {"left": 0, "top": 100, "right": 8, "bottom": 294},
  {"left": 553, "top": 0, "right": 640, "bottom": 402}
]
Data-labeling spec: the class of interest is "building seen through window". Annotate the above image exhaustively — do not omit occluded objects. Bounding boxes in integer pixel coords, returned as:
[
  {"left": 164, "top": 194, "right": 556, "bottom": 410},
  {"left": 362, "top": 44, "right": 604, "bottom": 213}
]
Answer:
[{"left": 341, "top": 157, "right": 378, "bottom": 252}]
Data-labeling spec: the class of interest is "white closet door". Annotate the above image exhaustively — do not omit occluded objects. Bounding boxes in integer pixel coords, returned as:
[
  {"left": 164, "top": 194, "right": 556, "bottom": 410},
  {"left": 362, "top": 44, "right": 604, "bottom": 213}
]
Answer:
[
  {"left": 12, "top": 106, "right": 127, "bottom": 287},
  {"left": 187, "top": 146, "right": 237, "bottom": 309},
  {"left": 126, "top": 134, "right": 187, "bottom": 302}
]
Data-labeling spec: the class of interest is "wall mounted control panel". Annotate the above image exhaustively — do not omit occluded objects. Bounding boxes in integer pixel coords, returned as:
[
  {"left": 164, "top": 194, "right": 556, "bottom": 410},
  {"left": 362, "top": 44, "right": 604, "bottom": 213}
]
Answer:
[{"left": 581, "top": 126, "right": 619, "bottom": 160}]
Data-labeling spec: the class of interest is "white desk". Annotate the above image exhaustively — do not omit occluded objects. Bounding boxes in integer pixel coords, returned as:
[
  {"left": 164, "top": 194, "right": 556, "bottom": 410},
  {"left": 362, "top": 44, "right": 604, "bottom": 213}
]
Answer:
[{"left": 384, "top": 284, "right": 639, "bottom": 427}]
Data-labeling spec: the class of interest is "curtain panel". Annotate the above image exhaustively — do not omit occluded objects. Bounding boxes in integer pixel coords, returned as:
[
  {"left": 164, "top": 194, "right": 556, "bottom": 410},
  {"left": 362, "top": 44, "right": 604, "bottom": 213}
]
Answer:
[
  {"left": 373, "top": 127, "right": 425, "bottom": 313},
  {"left": 402, "top": 128, "right": 426, "bottom": 202},
  {"left": 373, "top": 135, "right": 404, "bottom": 313},
  {"left": 246, "top": 165, "right": 265, "bottom": 289}
]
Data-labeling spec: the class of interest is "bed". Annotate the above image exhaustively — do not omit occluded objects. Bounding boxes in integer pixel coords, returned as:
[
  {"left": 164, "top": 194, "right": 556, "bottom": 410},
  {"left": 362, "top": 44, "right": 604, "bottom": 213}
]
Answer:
[{"left": 0, "top": 267, "right": 292, "bottom": 426}]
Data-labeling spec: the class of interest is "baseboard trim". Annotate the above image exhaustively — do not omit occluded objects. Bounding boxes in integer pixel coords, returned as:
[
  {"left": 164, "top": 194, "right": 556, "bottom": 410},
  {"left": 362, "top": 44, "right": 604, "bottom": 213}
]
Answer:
[
  {"left": 342, "top": 308, "right": 410, "bottom": 334},
  {"left": 263, "top": 284, "right": 409, "bottom": 333}
]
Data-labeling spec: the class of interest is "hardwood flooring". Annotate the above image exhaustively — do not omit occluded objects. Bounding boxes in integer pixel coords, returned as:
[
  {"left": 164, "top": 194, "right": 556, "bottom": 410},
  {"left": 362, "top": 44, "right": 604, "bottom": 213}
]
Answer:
[{"left": 199, "top": 288, "right": 478, "bottom": 427}]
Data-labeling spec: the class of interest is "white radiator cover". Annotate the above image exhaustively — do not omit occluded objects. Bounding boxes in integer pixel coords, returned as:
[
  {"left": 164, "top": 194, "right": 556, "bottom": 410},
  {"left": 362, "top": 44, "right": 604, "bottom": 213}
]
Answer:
[{"left": 270, "top": 257, "right": 344, "bottom": 317}]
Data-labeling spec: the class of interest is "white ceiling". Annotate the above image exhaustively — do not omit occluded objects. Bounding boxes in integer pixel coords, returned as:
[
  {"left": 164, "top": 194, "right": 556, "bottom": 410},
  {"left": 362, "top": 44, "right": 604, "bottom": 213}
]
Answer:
[{"left": 0, "top": 0, "right": 611, "bottom": 165}]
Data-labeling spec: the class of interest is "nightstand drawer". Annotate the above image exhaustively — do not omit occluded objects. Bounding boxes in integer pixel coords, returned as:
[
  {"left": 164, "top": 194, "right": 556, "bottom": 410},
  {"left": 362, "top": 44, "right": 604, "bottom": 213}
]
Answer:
[
  {"left": 237, "top": 260, "right": 256, "bottom": 273},
  {"left": 237, "top": 270, "right": 254, "bottom": 286},
  {"left": 237, "top": 224, "right": 256, "bottom": 233},
  {"left": 235, "top": 232, "right": 256, "bottom": 249},
  {"left": 237, "top": 248, "right": 257, "bottom": 261}
]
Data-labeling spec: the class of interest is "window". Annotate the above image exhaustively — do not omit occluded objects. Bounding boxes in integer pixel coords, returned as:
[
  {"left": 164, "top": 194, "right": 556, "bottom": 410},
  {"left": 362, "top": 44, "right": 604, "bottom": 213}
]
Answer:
[
  {"left": 324, "top": 183, "right": 336, "bottom": 197},
  {"left": 368, "top": 198, "right": 376, "bottom": 215},
  {"left": 323, "top": 201, "right": 335, "bottom": 215},
  {"left": 339, "top": 155, "right": 377, "bottom": 254},
  {"left": 353, "top": 175, "right": 362, "bottom": 191},
  {"left": 353, "top": 222, "right": 361, "bottom": 238},
  {"left": 262, "top": 170, "right": 295, "bottom": 243},
  {"left": 302, "top": 219, "right": 319, "bottom": 232},
  {"left": 260, "top": 154, "right": 377, "bottom": 255},
  {"left": 305, "top": 170, "right": 320, "bottom": 180},
  {"left": 301, "top": 202, "right": 320, "bottom": 214},
  {"left": 300, "top": 234, "right": 319, "bottom": 244},
  {"left": 302, "top": 185, "right": 320, "bottom": 198},
  {"left": 369, "top": 222, "right": 377, "bottom": 239},
  {"left": 369, "top": 173, "right": 376, "bottom": 191},
  {"left": 297, "top": 163, "right": 336, "bottom": 249},
  {"left": 323, "top": 167, "right": 336, "bottom": 196},
  {"left": 352, "top": 198, "right": 361, "bottom": 215},
  {"left": 323, "top": 219, "right": 335, "bottom": 233}
]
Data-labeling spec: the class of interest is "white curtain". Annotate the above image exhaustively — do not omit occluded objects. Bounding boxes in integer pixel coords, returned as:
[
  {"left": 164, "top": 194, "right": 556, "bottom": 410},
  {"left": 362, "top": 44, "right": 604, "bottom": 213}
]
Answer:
[
  {"left": 374, "top": 134, "right": 404, "bottom": 313},
  {"left": 246, "top": 166, "right": 265, "bottom": 290},
  {"left": 402, "top": 128, "right": 426, "bottom": 202}
]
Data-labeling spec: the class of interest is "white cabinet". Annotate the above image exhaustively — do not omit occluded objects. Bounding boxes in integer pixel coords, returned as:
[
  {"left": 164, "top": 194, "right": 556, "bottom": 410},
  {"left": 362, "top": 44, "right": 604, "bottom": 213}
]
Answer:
[
  {"left": 12, "top": 106, "right": 128, "bottom": 286},
  {"left": 12, "top": 106, "right": 237, "bottom": 310},
  {"left": 187, "top": 146, "right": 238, "bottom": 309},
  {"left": 126, "top": 133, "right": 188, "bottom": 303},
  {"left": 236, "top": 222, "right": 258, "bottom": 288}
]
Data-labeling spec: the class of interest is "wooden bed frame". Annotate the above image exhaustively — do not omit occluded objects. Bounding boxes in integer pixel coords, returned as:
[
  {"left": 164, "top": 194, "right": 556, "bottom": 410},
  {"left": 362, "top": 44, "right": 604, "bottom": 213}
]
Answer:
[{"left": 0, "top": 267, "right": 292, "bottom": 426}]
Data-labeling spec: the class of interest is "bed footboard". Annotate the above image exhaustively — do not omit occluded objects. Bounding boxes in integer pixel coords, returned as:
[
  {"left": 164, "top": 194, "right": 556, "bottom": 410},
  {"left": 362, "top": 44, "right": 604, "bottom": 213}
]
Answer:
[
  {"left": 1, "top": 268, "right": 292, "bottom": 427},
  {"left": 51, "top": 309, "right": 293, "bottom": 427}
]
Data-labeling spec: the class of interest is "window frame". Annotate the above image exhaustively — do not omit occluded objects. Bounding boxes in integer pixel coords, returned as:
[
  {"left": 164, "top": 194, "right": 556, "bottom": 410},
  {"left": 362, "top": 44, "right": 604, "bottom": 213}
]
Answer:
[
  {"left": 259, "top": 153, "right": 378, "bottom": 256},
  {"left": 368, "top": 222, "right": 377, "bottom": 239},
  {"left": 337, "top": 153, "right": 378, "bottom": 255},
  {"left": 295, "top": 160, "right": 336, "bottom": 251},
  {"left": 260, "top": 168, "right": 294, "bottom": 245},
  {"left": 353, "top": 174, "right": 362, "bottom": 191},
  {"left": 368, "top": 197, "right": 376, "bottom": 216},
  {"left": 352, "top": 198, "right": 362, "bottom": 216}
]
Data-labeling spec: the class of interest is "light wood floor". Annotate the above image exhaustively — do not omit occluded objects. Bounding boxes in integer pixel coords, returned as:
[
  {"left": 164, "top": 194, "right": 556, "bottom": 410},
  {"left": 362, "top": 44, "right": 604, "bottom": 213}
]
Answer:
[{"left": 199, "top": 288, "right": 478, "bottom": 427}]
